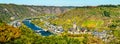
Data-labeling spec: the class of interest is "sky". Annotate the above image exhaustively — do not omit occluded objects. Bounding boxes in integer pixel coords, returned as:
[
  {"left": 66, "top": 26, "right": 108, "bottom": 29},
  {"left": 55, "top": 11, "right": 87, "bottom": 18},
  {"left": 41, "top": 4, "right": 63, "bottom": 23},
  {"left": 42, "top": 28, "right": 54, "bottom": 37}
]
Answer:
[{"left": 0, "top": 0, "right": 120, "bottom": 6}]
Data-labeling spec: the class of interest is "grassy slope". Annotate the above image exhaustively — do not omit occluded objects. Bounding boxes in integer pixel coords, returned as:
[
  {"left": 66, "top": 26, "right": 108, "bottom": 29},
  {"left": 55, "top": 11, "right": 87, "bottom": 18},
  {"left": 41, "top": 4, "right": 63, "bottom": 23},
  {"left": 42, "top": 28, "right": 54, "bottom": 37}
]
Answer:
[{"left": 55, "top": 6, "right": 120, "bottom": 30}]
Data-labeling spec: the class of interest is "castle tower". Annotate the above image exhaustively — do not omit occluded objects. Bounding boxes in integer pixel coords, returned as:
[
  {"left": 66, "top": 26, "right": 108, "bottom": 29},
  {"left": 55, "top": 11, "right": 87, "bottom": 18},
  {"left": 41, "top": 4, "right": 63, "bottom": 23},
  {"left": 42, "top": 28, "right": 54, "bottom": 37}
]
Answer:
[{"left": 73, "top": 22, "right": 77, "bottom": 30}]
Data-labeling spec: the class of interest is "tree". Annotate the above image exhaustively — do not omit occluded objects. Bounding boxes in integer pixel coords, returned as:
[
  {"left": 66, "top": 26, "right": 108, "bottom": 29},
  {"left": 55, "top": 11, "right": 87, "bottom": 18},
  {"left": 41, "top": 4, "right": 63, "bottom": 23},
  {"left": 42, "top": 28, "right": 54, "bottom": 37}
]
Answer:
[
  {"left": 103, "top": 11, "right": 110, "bottom": 17},
  {"left": 0, "top": 19, "right": 2, "bottom": 23},
  {"left": 0, "top": 23, "right": 21, "bottom": 43}
]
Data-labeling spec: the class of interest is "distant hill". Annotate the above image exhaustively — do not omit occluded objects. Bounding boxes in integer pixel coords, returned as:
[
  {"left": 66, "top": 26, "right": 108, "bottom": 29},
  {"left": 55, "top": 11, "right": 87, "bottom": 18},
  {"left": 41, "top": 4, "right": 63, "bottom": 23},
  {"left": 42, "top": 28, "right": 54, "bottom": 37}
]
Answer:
[
  {"left": 0, "top": 4, "right": 74, "bottom": 23},
  {"left": 50, "top": 5, "right": 120, "bottom": 30},
  {"left": 60, "top": 5, "right": 120, "bottom": 18},
  {"left": 0, "top": 4, "right": 120, "bottom": 23}
]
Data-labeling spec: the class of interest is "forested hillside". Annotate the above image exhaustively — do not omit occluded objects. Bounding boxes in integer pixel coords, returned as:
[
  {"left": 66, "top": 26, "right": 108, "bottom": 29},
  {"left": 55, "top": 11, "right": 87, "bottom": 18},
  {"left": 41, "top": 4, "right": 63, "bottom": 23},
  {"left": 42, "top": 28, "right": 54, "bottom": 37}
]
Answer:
[
  {"left": 0, "top": 4, "right": 73, "bottom": 23},
  {"left": 49, "top": 5, "right": 120, "bottom": 30},
  {"left": 60, "top": 5, "right": 120, "bottom": 18}
]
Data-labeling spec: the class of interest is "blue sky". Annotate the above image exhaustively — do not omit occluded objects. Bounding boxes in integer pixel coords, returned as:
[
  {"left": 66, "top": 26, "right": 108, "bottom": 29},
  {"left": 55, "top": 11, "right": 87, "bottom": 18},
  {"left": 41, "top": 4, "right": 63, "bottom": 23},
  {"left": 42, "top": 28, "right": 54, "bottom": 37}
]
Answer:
[{"left": 0, "top": 0, "right": 120, "bottom": 6}]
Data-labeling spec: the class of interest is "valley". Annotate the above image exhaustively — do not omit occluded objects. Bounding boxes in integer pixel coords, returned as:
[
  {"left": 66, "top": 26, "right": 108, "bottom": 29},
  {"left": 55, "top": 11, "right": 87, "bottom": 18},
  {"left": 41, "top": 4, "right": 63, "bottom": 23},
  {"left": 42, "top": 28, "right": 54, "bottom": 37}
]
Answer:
[{"left": 0, "top": 4, "right": 120, "bottom": 44}]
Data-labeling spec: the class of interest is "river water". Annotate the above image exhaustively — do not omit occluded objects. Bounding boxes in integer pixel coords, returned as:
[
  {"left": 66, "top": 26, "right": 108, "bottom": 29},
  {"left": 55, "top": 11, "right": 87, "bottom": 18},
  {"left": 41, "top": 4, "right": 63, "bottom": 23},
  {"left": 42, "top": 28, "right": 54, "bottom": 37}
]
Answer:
[{"left": 22, "top": 20, "right": 52, "bottom": 36}]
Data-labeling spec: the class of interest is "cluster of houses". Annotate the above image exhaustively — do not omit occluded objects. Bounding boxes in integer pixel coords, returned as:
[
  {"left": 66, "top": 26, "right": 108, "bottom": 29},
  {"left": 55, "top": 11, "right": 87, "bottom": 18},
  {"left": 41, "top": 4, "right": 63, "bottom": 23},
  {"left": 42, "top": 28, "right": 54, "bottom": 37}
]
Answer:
[
  {"left": 93, "top": 30, "right": 114, "bottom": 42},
  {"left": 10, "top": 20, "right": 21, "bottom": 27},
  {"left": 67, "top": 22, "right": 114, "bottom": 41},
  {"left": 44, "top": 22, "right": 92, "bottom": 35},
  {"left": 44, "top": 22, "right": 64, "bottom": 34},
  {"left": 48, "top": 25, "right": 64, "bottom": 34},
  {"left": 44, "top": 22, "right": 113, "bottom": 41},
  {"left": 68, "top": 23, "right": 89, "bottom": 34}
]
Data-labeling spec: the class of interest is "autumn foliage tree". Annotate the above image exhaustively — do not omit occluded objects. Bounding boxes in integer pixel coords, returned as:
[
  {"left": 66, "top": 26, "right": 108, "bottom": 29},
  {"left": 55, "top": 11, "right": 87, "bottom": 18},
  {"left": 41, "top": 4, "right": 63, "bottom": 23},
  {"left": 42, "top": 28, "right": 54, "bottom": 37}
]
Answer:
[{"left": 0, "top": 21, "right": 21, "bottom": 42}]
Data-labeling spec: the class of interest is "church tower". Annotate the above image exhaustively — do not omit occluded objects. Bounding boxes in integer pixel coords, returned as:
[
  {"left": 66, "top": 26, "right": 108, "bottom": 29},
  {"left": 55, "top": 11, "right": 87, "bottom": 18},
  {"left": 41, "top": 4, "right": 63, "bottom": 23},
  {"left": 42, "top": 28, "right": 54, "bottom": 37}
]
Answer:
[{"left": 73, "top": 22, "right": 77, "bottom": 30}]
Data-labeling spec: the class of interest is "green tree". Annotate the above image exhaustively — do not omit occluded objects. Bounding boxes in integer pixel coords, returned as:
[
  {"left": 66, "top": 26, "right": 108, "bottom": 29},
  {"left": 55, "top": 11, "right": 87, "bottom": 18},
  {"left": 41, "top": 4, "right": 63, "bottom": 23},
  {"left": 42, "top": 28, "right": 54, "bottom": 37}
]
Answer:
[{"left": 103, "top": 11, "right": 110, "bottom": 17}]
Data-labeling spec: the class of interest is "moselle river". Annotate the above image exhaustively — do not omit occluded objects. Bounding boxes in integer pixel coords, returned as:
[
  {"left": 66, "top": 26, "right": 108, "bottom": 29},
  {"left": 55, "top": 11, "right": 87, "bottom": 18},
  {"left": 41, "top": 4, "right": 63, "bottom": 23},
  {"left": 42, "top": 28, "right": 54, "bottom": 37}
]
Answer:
[{"left": 22, "top": 20, "right": 52, "bottom": 36}]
